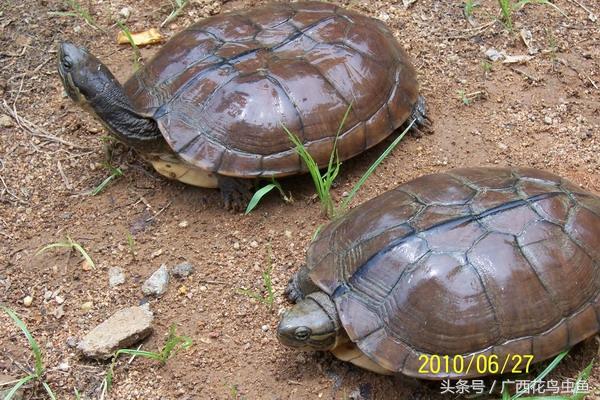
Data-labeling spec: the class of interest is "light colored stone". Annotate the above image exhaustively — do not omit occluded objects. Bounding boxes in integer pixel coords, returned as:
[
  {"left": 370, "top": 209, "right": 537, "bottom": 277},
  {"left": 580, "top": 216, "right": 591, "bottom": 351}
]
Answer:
[
  {"left": 0, "top": 114, "right": 13, "bottom": 128},
  {"left": 172, "top": 262, "right": 194, "bottom": 279},
  {"left": 77, "top": 306, "right": 154, "bottom": 359},
  {"left": 81, "top": 301, "right": 93, "bottom": 312},
  {"left": 23, "top": 295, "right": 33, "bottom": 307},
  {"left": 142, "top": 264, "right": 169, "bottom": 296},
  {"left": 108, "top": 267, "right": 125, "bottom": 287}
]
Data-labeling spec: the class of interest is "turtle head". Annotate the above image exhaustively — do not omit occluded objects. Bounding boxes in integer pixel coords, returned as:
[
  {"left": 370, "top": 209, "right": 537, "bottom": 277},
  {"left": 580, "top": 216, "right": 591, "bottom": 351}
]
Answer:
[
  {"left": 277, "top": 292, "right": 342, "bottom": 351},
  {"left": 57, "top": 42, "right": 118, "bottom": 106}
]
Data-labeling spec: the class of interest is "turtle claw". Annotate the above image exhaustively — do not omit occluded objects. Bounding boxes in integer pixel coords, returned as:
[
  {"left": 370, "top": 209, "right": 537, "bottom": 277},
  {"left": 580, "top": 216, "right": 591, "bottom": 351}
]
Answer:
[
  {"left": 409, "top": 95, "right": 433, "bottom": 133},
  {"left": 284, "top": 276, "right": 305, "bottom": 303},
  {"left": 218, "top": 176, "right": 253, "bottom": 212}
]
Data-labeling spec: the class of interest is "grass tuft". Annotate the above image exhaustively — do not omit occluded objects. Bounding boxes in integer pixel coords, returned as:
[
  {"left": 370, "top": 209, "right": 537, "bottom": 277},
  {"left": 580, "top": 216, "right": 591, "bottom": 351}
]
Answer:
[
  {"left": 498, "top": 0, "right": 567, "bottom": 31},
  {"left": 245, "top": 179, "right": 293, "bottom": 215},
  {"left": 282, "top": 103, "right": 352, "bottom": 218},
  {"left": 1, "top": 306, "right": 57, "bottom": 400},
  {"left": 116, "top": 21, "right": 142, "bottom": 70},
  {"left": 91, "top": 162, "right": 123, "bottom": 195},
  {"left": 48, "top": 0, "right": 101, "bottom": 30},
  {"left": 35, "top": 235, "right": 95, "bottom": 269},
  {"left": 237, "top": 248, "right": 275, "bottom": 310},
  {"left": 103, "top": 325, "right": 192, "bottom": 392},
  {"left": 161, "top": 0, "right": 189, "bottom": 27}
]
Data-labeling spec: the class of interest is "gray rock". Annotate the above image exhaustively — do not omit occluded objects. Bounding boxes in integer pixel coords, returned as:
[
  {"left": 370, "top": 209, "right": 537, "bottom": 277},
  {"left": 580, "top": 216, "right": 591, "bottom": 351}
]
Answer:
[
  {"left": 485, "top": 48, "right": 504, "bottom": 62},
  {"left": 0, "top": 114, "right": 13, "bottom": 128},
  {"left": 142, "top": 264, "right": 169, "bottom": 296},
  {"left": 108, "top": 267, "right": 125, "bottom": 287},
  {"left": 171, "top": 262, "right": 194, "bottom": 279},
  {"left": 77, "top": 306, "right": 154, "bottom": 359},
  {"left": 66, "top": 336, "right": 78, "bottom": 348}
]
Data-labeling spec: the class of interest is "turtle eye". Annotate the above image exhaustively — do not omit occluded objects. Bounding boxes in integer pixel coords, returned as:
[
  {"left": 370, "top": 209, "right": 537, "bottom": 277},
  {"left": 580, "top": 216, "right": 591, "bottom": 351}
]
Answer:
[
  {"left": 62, "top": 56, "right": 73, "bottom": 70},
  {"left": 294, "top": 327, "right": 311, "bottom": 341}
]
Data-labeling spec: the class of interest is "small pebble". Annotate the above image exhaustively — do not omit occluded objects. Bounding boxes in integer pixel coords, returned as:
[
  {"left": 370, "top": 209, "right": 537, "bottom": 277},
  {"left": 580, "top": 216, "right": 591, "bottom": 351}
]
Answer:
[
  {"left": 178, "top": 285, "right": 188, "bottom": 295},
  {"left": 44, "top": 290, "right": 53, "bottom": 301},
  {"left": 23, "top": 295, "right": 33, "bottom": 307},
  {"left": 81, "top": 301, "right": 93, "bottom": 312},
  {"left": 108, "top": 267, "right": 125, "bottom": 287},
  {"left": 81, "top": 260, "right": 92, "bottom": 271},
  {"left": 150, "top": 249, "right": 163, "bottom": 258},
  {"left": 0, "top": 114, "right": 13, "bottom": 128},
  {"left": 55, "top": 295, "right": 65, "bottom": 305},
  {"left": 284, "top": 230, "right": 292, "bottom": 239},
  {"left": 208, "top": 331, "right": 220, "bottom": 338},
  {"left": 66, "top": 336, "right": 78, "bottom": 348},
  {"left": 172, "top": 262, "right": 194, "bottom": 278},
  {"left": 544, "top": 116, "right": 553, "bottom": 125},
  {"left": 233, "top": 242, "right": 240, "bottom": 250},
  {"left": 178, "top": 220, "right": 189, "bottom": 228},
  {"left": 118, "top": 6, "right": 130, "bottom": 19},
  {"left": 57, "top": 361, "right": 70, "bottom": 372},
  {"left": 261, "top": 324, "right": 269, "bottom": 332},
  {"left": 250, "top": 240, "right": 258, "bottom": 248},
  {"left": 142, "top": 264, "right": 169, "bottom": 296},
  {"left": 199, "top": 285, "right": 207, "bottom": 291}
]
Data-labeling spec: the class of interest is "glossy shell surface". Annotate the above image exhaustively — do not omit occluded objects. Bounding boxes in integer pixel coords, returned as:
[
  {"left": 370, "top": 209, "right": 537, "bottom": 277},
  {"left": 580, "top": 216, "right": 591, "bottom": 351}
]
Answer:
[
  {"left": 307, "top": 167, "right": 600, "bottom": 378},
  {"left": 123, "top": 1, "right": 418, "bottom": 177}
]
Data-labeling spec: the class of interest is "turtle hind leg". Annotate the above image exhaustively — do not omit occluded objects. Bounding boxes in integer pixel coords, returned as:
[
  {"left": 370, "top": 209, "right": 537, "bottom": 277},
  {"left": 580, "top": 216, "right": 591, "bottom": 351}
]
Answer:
[
  {"left": 408, "top": 95, "right": 433, "bottom": 136},
  {"left": 285, "top": 264, "right": 320, "bottom": 303},
  {"left": 217, "top": 176, "right": 254, "bottom": 212}
]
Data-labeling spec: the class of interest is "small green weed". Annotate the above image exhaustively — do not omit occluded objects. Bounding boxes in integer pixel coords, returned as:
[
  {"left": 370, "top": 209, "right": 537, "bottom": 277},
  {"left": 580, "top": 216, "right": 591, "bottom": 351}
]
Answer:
[
  {"left": 245, "top": 179, "right": 293, "bottom": 215},
  {"left": 279, "top": 104, "right": 414, "bottom": 219},
  {"left": 48, "top": 0, "right": 101, "bottom": 30},
  {"left": 126, "top": 233, "right": 136, "bottom": 253},
  {"left": 501, "top": 349, "right": 594, "bottom": 400},
  {"left": 91, "top": 163, "right": 123, "bottom": 195},
  {"left": 162, "top": 0, "right": 189, "bottom": 27},
  {"left": 35, "top": 235, "right": 95, "bottom": 269},
  {"left": 458, "top": 90, "right": 472, "bottom": 106},
  {"left": 116, "top": 21, "right": 142, "bottom": 69},
  {"left": 1, "top": 306, "right": 57, "bottom": 400},
  {"left": 464, "top": 0, "right": 479, "bottom": 18},
  {"left": 103, "top": 325, "right": 192, "bottom": 393},
  {"left": 481, "top": 60, "right": 493, "bottom": 74},
  {"left": 282, "top": 104, "right": 352, "bottom": 218},
  {"left": 497, "top": 0, "right": 566, "bottom": 31},
  {"left": 237, "top": 249, "right": 275, "bottom": 310}
]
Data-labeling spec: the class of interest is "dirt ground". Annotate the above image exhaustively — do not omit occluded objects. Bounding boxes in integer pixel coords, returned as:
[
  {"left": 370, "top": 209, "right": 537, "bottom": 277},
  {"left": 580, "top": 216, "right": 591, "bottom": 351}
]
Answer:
[{"left": 1, "top": 0, "right": 599, "bottom": 398}]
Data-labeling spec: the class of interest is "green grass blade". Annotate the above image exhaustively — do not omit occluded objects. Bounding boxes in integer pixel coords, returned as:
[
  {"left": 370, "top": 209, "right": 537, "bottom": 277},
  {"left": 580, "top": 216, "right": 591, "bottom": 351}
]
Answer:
[
  {"left": 245, "top": 184, "right": 277, "bottom": 215},
  {"left": 2, "top": 375, "right": 36, "bottom": 400},
  {"left": 35, "top": 241, "right": 70, "bottom": 256},
  {"left": 340, "top": 120, "right": 414, "bottom": 211},
  {"left": 1, "top": 306, "right": 44, "bottom": 377},
  {"left": 91, "top": 174, "right": 117, "bottom": 195},
  {"left": 116, "top": 21, "right": 141, "bottom": 69},
  {"left": 569, "top": 359, "right": 594, "bottom": 400},
  {"left": 161, "top": 0, "right": 189, "bottom": 27},
  {"left": 42, "top": 381, "right": 57, "bottom": 400},
  {"left": 69, "top": 238, "right": 95, "bottom": 269},
  {"left": 114, "top": 349, "right": 163, "bottom": 361},
  {"left": 511, "top": 349, "right": 570, "bottom": 399}
]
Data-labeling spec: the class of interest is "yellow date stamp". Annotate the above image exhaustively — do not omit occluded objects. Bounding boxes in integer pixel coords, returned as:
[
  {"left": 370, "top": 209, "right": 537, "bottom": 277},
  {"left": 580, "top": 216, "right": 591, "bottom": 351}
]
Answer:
[{"left": 418, "top": 354, "right": 535, "bottom": 375}]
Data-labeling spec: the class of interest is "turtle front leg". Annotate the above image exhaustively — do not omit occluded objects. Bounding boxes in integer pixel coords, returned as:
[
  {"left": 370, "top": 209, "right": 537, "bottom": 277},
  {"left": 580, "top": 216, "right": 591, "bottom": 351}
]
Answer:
[
  {"left": 285, "top": 264, "right": 320, "bottom": 303},
  {"left": 408, "top": 95, "right": 433, "bottom": 136},
  {"left": 217, "top": 175, "right": 254, "bottom": 212}
]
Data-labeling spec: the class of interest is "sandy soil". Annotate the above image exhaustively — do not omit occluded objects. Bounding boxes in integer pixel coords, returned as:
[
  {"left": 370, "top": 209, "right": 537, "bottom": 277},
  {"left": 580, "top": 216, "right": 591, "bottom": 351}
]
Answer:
[{"left": 1, "top": 0, "right": 599, "bottom": 399}]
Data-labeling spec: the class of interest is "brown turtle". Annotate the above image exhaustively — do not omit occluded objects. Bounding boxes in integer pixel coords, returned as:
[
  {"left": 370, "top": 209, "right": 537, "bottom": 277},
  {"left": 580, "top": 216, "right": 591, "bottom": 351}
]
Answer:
[
  {"left": 57, "top": 1, "right": 426, "bottom": 210},
  {"left": 277, "top": 167, "right": 600, "bottom": 378}
]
